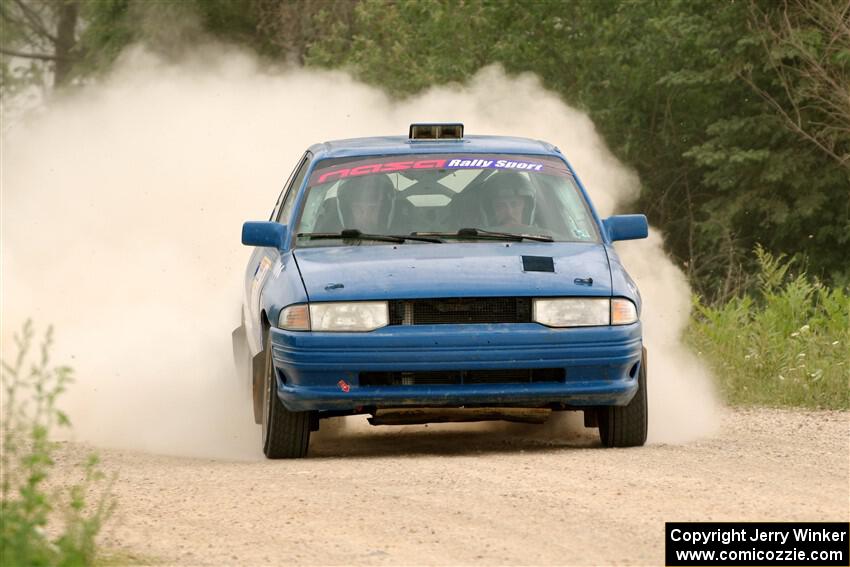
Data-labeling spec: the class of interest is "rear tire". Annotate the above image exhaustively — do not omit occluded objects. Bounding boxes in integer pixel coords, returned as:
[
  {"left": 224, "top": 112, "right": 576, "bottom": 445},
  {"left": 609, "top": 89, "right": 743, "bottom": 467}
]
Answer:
[
  {"left": 598, "top": 347, "right": 648, "bottom": 447},
  {"left": 261, "top": 334, "right": 311, "bottom": 459}
]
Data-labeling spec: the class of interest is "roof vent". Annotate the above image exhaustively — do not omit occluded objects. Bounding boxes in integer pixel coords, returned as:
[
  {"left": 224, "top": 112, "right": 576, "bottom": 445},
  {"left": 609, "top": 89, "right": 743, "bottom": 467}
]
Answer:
[{"left": 409, "top": 123, "right": 464, "bottom": 140}]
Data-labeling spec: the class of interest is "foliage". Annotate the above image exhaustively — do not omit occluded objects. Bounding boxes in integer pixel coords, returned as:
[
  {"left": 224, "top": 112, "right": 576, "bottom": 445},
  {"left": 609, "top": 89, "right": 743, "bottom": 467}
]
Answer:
[
  {"left": 72, "top": 0, "right": 134, "bottom": 77},
  {"left": 688, "top": 246, "right": 850, "bottom": 409},
  {"left": 73, "top": 0, "right": 357, "bottom": 67},
  {"left": 251, "top": 0, "right": 358, "bottom": 63},
  {"left": 744, "top": 0, "right": 850, "bottom": 169},
  {"left": 1, "top": 321, "right": 114, "bottom": 567}
]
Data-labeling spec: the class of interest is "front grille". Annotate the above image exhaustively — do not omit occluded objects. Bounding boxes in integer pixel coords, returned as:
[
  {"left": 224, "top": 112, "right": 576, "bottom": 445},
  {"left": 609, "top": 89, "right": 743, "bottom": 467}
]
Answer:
[
  {"left": 359, "top": 368, "right": 564, "bottom": 387},
  {"left": 388, "top": 297, "right": 532, "bottom": 325}
]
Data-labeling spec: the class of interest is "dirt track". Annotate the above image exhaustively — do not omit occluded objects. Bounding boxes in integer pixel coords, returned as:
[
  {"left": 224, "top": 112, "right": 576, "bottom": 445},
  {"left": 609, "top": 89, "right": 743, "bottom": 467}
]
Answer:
[{"left": 55, "top": 408, "right": 848, "bottom": 566}]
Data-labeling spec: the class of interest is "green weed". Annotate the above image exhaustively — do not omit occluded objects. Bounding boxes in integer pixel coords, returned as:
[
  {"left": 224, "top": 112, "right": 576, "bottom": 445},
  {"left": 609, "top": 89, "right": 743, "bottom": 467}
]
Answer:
[
  {"left": 1, "top": 321, "right": 114, "bottom": 567},
  {"left": 688, "top": 246, "right": 850, "bottom": 409}
]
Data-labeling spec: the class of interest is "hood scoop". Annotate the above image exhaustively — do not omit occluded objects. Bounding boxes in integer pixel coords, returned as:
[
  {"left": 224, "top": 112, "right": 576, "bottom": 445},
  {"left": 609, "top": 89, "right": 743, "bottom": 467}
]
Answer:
[{"left": 522, "top": 255, "right": 555, "bottom": 273}]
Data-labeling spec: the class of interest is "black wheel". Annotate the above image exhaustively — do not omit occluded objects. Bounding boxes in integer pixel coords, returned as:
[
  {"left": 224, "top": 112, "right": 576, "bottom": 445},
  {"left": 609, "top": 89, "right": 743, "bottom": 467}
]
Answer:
[
  {"left": 261, "top": 333, "right": 311, "bottom": 459},
  {"left": 598, "top": 347, "right": 648, "bottom": 447}
]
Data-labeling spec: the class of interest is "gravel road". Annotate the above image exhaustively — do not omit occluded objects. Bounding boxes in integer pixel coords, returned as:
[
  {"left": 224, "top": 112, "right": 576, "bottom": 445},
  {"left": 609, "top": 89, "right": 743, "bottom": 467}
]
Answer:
[{"left": 53, "top": 408, "right": 848, "bottom": 566}]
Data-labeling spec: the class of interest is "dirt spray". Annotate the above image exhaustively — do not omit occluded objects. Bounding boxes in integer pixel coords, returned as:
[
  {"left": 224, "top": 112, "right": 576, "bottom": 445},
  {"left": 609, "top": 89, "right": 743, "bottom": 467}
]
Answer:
[{"left": 1, "top": 47, "right": 721, "bottom": 459}]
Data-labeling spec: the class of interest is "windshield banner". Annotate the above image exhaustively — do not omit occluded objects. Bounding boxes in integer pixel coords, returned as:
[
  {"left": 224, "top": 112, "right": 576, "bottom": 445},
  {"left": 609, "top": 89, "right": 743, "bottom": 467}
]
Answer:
[{"left": 308, "top": 154, "right": 571, "bottom": 186}]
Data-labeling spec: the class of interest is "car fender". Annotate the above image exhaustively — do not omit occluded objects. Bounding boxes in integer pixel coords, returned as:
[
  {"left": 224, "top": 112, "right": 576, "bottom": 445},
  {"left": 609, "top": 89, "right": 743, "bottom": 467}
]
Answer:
[
  {"left": 605, "top": 244, "right": 642, "bottom": 313},
  {"left": 245, "top": 250, "right": 308, "bottom": 356}
]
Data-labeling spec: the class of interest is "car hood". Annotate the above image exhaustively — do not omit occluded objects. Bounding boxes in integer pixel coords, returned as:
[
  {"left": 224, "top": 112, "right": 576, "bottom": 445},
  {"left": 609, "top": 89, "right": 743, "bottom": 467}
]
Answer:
[{"left": 293, "top": 242, "right": 612, "bottom": 302}]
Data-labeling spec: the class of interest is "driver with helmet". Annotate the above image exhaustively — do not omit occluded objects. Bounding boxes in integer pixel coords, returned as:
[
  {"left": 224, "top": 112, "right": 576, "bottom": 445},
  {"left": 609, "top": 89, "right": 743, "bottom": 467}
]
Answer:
[
  {"left": 483, "top": 171, "right": 535, "bottom": 230},
  {"left": 336, "top": 174, "right": 396, "bottom": 233}
]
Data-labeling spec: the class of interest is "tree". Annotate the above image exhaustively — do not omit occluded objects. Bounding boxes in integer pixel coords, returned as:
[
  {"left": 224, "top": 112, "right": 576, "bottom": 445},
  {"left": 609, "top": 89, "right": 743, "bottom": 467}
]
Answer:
[
  {"left": 253, "top": 0, "right": 358, "bottom": 64},
  {"left": 0, "top": 0, "right": 81, "bottom": 88},
  {"left": 744, "top": 0, "right": 850, "bottom": 171}
]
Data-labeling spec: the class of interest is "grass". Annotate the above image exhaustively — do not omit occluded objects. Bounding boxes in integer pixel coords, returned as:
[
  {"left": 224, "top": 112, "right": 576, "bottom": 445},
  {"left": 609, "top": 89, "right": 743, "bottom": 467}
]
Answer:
[
  {"left": 1, "top": 321, "right": 115, "bottom": 567},
  {"left": 688, "top": 246, "right": 850, "bottom": 410}
]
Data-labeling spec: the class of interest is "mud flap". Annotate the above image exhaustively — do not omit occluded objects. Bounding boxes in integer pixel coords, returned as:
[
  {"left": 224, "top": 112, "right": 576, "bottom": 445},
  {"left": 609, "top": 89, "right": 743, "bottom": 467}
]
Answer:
[
  {"left": 231, "top": 324, "right": 249, "bottom": 372},
  {"left": 251, "top": 349, "right": 265, "bottom": 424},
  {"left": 232, "top": 324, "right": 263, "bottom": 424}
]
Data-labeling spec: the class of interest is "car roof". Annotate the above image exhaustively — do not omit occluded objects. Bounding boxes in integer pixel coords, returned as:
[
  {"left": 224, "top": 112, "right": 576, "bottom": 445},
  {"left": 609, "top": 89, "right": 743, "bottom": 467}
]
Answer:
[{"left": 307, "top": 135, "right": 561, "bottom": 161}]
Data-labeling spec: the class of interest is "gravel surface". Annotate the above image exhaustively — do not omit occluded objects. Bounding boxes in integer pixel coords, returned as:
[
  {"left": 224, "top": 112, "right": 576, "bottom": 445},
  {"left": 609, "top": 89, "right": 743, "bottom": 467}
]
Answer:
[{"left": 52, "top": 407, "right": 849, "bottom": 566}]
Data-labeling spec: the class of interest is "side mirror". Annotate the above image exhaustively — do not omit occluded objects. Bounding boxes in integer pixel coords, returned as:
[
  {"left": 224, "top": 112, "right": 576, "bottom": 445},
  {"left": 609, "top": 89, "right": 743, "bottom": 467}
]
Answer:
[
  {"left": 242, "top": 222, "right": 288, "bottom": 249},
  {"left": 603, "top": 214, "right": 648, "bottom": 242}
]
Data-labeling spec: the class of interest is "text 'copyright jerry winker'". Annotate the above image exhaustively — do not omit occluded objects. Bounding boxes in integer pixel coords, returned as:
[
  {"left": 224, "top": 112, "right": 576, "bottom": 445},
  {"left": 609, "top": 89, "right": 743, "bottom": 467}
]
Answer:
[{"left": 665, "top": 522, "right": 849, "bottom": 566}]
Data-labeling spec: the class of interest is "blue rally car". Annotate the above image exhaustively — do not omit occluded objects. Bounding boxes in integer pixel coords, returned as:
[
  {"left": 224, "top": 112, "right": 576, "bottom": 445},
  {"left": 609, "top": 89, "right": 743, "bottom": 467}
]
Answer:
[{"left": 235, "top": 123, "right": 649, "bottom": 458}]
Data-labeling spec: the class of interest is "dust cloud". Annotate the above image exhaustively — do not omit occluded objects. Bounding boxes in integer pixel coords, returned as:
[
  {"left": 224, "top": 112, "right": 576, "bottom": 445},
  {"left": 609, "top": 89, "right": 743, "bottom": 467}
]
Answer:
[{"left": 1, "top": 47, "right": 720, "bottom": 459}]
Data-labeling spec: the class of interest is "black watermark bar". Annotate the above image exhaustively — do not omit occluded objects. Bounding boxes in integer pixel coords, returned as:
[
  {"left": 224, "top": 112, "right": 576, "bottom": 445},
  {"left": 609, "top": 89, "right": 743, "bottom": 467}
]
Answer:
[{"left": 666, "top": 522, "right": 849, "bottom": 566}]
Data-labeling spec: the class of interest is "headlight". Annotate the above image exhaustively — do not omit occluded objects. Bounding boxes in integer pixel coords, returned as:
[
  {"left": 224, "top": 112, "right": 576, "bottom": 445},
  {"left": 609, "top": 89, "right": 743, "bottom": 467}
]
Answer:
[
  {"left": 532, "top": 298, "right": 638, "bottom": 327},
  {"left": 533, "top": 298, "right": 610, "bottom": 327},
  {"left": 309, "top": 301, "right": 388, "bottom": 332}
]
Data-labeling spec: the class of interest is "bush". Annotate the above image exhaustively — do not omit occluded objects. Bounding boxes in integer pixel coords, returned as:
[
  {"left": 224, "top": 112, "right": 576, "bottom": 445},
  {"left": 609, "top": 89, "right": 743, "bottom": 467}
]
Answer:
[
  {"left": 1, "top": 321, "right": 114, "bottom": 567},
  {"left": 688, "top": 246, "right": 850, "bottom": 409}
]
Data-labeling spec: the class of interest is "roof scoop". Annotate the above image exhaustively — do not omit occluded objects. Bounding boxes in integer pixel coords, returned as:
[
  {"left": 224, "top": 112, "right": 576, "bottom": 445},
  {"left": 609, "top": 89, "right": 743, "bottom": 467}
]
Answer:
[{"left": 409, "top": 123, "right": 464, "bottom": 140}]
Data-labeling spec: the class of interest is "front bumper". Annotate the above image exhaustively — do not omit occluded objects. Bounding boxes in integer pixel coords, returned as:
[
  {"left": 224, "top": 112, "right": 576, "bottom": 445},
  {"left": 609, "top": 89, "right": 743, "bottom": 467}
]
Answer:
[{"left": 269, "top": 322, "right": 643, "bottom": 412}]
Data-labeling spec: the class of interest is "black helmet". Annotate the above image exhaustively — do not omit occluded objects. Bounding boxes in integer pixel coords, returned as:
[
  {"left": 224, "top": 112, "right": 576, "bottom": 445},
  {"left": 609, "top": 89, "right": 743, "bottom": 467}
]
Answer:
[
  {"left": 337, "top": 174, "right": 395, "bottom": 229},
  {"left": 483, "top": 171, "right": 535, "bottom": 224}
]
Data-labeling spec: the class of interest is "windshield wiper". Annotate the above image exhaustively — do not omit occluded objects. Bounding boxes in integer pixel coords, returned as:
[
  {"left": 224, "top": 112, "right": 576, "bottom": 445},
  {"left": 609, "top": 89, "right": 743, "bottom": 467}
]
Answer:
[
  {"left": 412, "top": 228, "right": 553, "bottom": 242},
  {"left": 297, "top": 229, "right": 444, "bottom": 243}
]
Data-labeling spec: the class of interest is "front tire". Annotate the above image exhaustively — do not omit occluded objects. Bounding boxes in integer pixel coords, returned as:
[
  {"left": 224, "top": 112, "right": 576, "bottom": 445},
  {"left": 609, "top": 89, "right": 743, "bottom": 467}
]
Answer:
[
  {"left": 261, "top": 334, "right": 311, "bottom": 459},
  {"left": 598, "top": 347, "right": 648, "bottom": 447}
]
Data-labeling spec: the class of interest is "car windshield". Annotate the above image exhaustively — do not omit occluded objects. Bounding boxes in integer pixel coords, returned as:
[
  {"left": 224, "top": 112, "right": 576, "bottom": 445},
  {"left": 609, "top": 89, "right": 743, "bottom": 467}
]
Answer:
[{"left": 294, "top": 153, "right": 600, "bottom": 247}]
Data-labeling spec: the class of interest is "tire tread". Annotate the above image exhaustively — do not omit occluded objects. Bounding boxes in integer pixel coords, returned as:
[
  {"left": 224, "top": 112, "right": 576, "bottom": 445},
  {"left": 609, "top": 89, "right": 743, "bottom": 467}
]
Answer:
[{"left": 262, "top": 334, "right": 311, "bottom": 459}]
